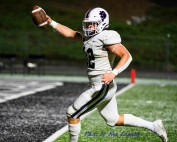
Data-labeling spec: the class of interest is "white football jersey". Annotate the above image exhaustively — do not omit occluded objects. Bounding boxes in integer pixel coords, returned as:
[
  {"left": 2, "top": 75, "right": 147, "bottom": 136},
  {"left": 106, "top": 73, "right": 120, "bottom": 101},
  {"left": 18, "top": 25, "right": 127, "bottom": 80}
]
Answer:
[{"left": 82, "top": 30, "right": 121, "bottom": 76}]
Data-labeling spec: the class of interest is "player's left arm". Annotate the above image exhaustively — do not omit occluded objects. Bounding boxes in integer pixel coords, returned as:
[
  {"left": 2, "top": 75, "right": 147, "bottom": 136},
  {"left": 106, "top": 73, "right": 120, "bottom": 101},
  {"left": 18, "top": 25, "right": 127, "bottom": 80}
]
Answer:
[{"left": 102, "top": 43, "right": 132, "bottom": 85}]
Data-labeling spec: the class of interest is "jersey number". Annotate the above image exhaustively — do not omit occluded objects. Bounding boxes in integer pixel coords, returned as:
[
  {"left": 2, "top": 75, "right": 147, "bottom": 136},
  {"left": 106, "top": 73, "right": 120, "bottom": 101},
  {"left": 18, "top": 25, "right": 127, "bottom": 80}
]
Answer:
[{"left": 86, "top": 48, "right": 95, "bottom": 69}]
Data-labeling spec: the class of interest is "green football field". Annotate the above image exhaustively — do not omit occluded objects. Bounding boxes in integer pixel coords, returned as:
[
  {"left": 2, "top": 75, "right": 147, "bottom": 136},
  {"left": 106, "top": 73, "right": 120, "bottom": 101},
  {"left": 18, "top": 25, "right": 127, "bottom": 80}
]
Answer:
[{"left": 54, "top": 82, "right": 177, "bottom": 142}]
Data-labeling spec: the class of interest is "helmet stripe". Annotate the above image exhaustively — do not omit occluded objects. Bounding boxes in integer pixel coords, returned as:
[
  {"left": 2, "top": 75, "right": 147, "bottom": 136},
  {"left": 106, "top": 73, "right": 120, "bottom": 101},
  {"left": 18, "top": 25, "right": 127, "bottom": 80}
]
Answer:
[{"left": 85, "top": 8, "right": 93, "bottom": 18}]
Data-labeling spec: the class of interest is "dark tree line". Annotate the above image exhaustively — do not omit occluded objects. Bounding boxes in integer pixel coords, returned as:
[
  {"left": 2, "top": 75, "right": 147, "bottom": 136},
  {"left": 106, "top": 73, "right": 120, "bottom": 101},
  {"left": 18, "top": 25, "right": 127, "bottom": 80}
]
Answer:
[{"left": 145, "top": 0, "right": 177, "bottom": 23}]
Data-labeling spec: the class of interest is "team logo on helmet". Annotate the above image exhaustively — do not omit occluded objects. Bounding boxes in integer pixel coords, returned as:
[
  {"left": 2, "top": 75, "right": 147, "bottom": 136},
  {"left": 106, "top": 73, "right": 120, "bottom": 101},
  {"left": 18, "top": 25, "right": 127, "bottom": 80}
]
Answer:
[{"left": 99, "top": 11, "right": 106, "bottom": 21}]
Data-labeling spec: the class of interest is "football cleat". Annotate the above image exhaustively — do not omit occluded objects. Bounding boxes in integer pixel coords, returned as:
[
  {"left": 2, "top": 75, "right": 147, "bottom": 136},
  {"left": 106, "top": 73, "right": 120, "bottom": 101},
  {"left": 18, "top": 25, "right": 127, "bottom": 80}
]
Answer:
[{"left": 153, "top": 120, "right": 168, "bottom": 142}]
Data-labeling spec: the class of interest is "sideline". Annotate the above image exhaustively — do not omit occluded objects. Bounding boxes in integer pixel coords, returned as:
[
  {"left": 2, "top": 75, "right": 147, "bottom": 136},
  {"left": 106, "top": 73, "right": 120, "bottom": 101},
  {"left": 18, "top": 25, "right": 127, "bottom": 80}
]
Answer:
[
  {"left": 0, "top": 74, "right": 177, "bottom": 85},
  {"left": 43, "top": 83, "right": 135, "bottom": 142}
]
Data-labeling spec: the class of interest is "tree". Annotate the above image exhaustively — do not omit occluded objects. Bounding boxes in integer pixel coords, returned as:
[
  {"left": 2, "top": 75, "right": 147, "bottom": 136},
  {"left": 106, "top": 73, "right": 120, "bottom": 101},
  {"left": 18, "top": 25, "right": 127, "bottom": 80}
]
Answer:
[{"left": 145, "top": 0, "right": 177, "bottom": 22}]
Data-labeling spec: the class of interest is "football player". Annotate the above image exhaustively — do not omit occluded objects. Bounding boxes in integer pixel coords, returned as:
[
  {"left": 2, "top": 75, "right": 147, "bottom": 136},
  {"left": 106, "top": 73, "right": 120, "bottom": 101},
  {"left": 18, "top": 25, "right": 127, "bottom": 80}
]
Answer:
[{"left": 46, "top": 7, "right": 167, "bottom": 142}]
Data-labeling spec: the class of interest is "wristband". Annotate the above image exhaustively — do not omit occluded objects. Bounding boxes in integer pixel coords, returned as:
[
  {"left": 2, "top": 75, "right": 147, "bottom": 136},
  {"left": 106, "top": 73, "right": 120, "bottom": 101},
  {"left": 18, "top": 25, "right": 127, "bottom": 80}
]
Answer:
[
  {"left": 49, "top": 20, "right": 58, "bottom": 28},
  {"left": 112, "top": 69, "right": 119, "bottom": 76}
]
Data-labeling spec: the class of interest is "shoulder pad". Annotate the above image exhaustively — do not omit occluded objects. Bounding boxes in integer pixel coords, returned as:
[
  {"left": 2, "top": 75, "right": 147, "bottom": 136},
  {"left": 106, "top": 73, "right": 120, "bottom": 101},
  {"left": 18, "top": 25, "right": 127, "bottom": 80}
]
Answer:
[{"left": 103, "top": 30, "right": 121, "bottom": 45}]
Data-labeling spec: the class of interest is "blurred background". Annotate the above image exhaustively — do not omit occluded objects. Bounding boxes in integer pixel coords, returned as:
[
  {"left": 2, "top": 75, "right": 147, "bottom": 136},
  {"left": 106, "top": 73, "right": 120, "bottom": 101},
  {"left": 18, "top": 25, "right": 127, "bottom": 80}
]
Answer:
[{"left": 0, "top": 0, "right": 177, "bottom": 78}]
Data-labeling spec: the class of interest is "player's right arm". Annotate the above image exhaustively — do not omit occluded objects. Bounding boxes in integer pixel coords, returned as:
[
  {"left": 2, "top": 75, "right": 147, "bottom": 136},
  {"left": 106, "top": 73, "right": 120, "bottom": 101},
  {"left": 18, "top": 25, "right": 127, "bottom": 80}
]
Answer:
[{"left": 46, "top": 15, "right": 82, "bottom": 42}]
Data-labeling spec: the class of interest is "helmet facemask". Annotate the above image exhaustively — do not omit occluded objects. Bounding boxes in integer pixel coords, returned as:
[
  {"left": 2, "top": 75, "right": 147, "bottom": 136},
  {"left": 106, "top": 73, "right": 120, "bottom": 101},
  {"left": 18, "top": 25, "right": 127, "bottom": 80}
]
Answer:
[{"left": 82, "top": 21, "right": 101, "bottom": 37}]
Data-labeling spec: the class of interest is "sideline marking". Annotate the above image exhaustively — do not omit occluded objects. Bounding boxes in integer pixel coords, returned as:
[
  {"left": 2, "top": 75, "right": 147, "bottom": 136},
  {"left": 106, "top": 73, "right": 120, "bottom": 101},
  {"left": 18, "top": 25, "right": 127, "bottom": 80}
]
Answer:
[
  {"left": 43, "top": 83, "right": 135, "bottom": 142},
  {"left": 0, "top": 82, "right": 63, "bottom": 103}
]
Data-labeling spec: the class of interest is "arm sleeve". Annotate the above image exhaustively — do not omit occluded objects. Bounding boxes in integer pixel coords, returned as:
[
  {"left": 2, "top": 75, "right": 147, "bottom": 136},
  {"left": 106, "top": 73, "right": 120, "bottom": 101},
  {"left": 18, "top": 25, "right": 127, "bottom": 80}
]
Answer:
[
  {"left": 117, "top": 53, "right": 132, "bottom": 74},
  {"left": 103, "top": 31, "right": 121, "bottom": 45}
]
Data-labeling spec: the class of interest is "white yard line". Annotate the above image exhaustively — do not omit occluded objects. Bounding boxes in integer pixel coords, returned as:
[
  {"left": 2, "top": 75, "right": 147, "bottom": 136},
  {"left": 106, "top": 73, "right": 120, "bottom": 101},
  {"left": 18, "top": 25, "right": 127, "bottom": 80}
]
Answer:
[
  {"left": 0, "top": 82, "right": 63, "bottom": 103},
  {"left": 43, "top": 83, "right": 135, "bottom": 142}
]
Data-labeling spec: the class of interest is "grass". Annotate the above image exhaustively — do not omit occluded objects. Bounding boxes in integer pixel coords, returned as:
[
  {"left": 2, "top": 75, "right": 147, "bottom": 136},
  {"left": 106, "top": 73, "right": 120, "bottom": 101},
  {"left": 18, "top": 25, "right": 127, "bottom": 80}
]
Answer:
[{"left": 54, "top": 83, "right": 177, "bottom": 142}]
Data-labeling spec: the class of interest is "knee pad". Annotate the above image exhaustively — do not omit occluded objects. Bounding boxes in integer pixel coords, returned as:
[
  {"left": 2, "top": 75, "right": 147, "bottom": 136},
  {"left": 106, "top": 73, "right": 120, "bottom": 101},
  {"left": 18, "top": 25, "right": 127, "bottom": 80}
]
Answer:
[
  {"left": 98, "top": 95, "right": 119, "bottom": 127},
  {"left": 67, "top": 105, "right": 76, "bottom": 117}
]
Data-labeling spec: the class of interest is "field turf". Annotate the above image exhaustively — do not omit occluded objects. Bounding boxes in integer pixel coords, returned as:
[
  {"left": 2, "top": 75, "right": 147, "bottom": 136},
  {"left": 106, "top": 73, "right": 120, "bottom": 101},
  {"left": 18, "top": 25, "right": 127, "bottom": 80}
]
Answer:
[
  {"left": 55, "top": 83, "right": 177, "bottom": 142},
  {"left": 0, "top": 75, "right": 176, "bottom": 142}
]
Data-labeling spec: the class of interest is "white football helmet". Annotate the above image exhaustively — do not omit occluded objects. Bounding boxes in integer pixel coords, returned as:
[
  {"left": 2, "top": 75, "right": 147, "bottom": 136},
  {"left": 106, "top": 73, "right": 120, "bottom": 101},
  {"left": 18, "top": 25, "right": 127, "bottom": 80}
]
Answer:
[{"left": 82, "top": 7, "right": 109, "bottom": 37}]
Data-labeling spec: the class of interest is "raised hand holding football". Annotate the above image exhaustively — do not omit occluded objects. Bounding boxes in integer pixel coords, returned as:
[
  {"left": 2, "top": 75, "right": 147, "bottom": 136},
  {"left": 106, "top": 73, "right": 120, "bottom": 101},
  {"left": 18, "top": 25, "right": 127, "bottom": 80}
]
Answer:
[{"left": 31, "top": 5, "right": 48, "bottom": 29}]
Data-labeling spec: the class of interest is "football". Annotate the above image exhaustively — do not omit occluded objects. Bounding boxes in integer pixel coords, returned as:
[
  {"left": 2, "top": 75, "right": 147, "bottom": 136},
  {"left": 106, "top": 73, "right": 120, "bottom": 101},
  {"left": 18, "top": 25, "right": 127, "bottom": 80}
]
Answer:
[{"left": 31, "top": 5, "right": 47, "bottom": 29}]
